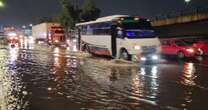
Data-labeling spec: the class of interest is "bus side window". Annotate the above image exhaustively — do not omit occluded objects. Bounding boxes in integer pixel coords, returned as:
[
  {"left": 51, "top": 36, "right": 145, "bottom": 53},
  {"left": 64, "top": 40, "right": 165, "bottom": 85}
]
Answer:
[
  {"left": 93, "top": 23, "right": 111, "bottom": 35},
  {"left": 86, "top": 25, "right": 93, "bottom": 35},
  {"left": 117, "top": 30, "right": 123, "bottom": 38},
  {"left": 81, "top": 26, "right": 87, "bottom": 35}
]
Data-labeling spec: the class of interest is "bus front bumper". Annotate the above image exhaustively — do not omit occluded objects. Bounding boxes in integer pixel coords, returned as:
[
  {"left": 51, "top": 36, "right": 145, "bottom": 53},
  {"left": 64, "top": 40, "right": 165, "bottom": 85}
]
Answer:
[{"left": 132, "top": 54, "right": 160, "bottom": 63}]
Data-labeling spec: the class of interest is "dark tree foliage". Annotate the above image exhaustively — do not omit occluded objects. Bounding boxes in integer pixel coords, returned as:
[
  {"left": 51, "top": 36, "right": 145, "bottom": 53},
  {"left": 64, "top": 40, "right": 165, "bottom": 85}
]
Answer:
[
  {"left": 80, "top": 0, "right": 101, "bottom": 22},
  {"left": 0, "top": 0, "right": 5, "bottom": 2},
  {"left": 58, "top": 0, "right": 75, "bottom": 30}
]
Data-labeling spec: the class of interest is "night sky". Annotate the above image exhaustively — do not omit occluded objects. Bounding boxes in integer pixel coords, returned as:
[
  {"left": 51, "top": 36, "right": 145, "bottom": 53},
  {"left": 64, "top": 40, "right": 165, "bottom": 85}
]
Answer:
[{"left": 0, "top": 0, "right": 208, "bottom": 27}]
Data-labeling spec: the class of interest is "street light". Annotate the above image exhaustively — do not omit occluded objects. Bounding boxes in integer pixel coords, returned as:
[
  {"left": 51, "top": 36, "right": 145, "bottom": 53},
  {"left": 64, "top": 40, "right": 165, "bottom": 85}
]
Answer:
[
  {"left": 0, "top": 1, "right": 4, "bottom": 7},
  {"left": 185, "top": 0, "right": 191, "bottom": 3},
  {"left": 22, "top": 25, "right": 26, "bottom": 29}
]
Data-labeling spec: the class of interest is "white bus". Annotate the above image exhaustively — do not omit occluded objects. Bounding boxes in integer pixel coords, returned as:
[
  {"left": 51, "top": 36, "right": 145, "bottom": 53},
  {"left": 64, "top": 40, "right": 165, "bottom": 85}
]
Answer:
[{"left": 76, "top": 15, "right": 161, "bottom": 62}]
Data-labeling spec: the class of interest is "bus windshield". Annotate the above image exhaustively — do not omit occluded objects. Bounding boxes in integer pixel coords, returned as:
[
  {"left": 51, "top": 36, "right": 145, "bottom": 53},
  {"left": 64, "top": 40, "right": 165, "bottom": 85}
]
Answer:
[
  {"left": 122, "top": 19, "right": 153, "bottom": 30},
  {"left": 121, "top": 18, "right": 156, "bottom": 38},
  {"left": 125, "top": 29, "right": 155, "bottom": 38}
]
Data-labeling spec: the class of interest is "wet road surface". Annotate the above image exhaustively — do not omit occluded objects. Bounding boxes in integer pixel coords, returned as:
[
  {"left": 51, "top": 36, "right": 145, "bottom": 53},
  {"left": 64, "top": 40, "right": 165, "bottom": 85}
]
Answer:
[{"left": 0, "top": 40, "right": 208, "bottom": 110}]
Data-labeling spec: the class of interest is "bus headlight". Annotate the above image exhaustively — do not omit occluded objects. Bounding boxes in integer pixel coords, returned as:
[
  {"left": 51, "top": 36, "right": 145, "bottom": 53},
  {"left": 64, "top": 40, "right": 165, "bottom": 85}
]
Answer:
[
  {"left": 152, "top": 55, "right": 159, "bottom": 60},
  {"left": 141, "top": 57, "right": 147, "bottom": 61},
  {"left": 134, "top": 45, "right": 141, "bottom": 50}
]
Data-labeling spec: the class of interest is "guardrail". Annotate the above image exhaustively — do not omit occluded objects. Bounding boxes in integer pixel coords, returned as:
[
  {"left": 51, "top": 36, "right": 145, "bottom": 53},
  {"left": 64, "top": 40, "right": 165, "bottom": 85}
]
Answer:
[
  {"left": 152, "top": 9, "right": 208, "bottom": 27},
  {"left": 152, "top": 7, "right": 208, "bottom": 21}
]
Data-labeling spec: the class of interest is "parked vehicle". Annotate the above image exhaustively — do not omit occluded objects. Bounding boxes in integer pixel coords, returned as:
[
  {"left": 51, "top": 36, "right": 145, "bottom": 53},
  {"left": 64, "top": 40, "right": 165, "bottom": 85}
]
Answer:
[
  {"left": 160, "top": 38, "right": 203, "bottom": 59},
  {"left": 32, "top": 23, "right": 65, "bottom": 45}
]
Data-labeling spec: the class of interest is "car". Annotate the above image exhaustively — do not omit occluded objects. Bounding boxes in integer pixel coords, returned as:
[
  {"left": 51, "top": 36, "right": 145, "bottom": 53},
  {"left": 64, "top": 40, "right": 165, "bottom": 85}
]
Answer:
[
  {"left": 193, "top": 39, "right": 208, "bottom": 56},
  {"left": 180, "top": 37, "right": 208, "bottom": 56},
  {"left": 160, "top": 38, "right": 202, "bottom": 59}
]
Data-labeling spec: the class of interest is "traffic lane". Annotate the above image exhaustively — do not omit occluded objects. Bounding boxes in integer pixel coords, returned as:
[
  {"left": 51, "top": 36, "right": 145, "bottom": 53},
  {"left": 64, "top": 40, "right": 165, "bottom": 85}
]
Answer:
[
  {"left": 160, "top": 56, "right": 208, "bottom": 87},
  {"left": 80, "top": 57, "right": 208, "bottom": 110},
  {"left": 161, "top": 55, "right": 208, "bottom": 66},
  {"left": 0, "top": 45, "right": 160, "bottom": 110},
  {"left": 1, "top": 42, "right": 208, "bottom": 110},
  {"left": 0, "top": 44, "right": 83, "bottom": 110},
  {"left": 150, "top": 63, "right": 208, "bottom": 110}
]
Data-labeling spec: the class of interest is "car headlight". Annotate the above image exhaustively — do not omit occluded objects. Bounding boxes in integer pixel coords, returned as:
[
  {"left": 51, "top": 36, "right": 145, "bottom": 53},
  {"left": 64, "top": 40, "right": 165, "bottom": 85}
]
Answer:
[
  {"left": 55, "top": 40, "right": 59, "bottom": 43},
  {"left": 152, "top": 55, "right": 159, "bottom": 60},
  {"left": 8, "top": 32, "right": 17, "bottom": 37},
  {"left": 186, "top": 48, "right": 194, "bottom": 53},
  {"left": 14, "top": 37, "right": 18, "bottom": 40},
  {"left": 141, "top": 57, "right": 146, "bottom": 61},
  {"left": 134, "top": 45, "right": 141, "bottom": 50}
]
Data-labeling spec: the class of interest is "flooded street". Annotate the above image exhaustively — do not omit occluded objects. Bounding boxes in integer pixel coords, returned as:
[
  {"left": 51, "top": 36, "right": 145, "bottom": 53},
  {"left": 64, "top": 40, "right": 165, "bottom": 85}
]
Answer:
[{"left": 0, "top": 39, "right": 208, "bottom": 110}]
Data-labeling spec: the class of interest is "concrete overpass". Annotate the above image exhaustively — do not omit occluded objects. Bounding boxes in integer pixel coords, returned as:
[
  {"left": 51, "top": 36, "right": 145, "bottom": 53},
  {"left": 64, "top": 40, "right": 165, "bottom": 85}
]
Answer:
[{"left": 151, "top": 9, "right": 208, "bottom": 37}]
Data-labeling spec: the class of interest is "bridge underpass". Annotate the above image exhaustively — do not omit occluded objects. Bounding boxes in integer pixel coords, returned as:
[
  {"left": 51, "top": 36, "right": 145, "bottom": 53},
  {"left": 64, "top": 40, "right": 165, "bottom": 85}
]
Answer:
[{"left": 152, "top": 10, "right": 208, "bottom": 38}]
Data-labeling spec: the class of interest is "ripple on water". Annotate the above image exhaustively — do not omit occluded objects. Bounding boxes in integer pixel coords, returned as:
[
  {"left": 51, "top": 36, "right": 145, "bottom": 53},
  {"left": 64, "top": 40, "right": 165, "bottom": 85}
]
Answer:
[{"left": 0, "top": 44, "right": 177, "bottom": 110}]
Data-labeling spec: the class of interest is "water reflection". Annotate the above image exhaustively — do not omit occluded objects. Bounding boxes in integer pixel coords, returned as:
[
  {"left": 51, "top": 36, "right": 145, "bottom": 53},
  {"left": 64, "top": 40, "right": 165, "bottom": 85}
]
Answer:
[
  {"left": 20, "top": 36, "right": 34, "bottom": 50},
  {"left": 1, "top": 40, "right": 208, "bottom": 110},
  {"left": 139, "top": 65, "right": 159, "bottom": 101},
  {"left": 66, "top": 39, "right": 78, "bottom": 52},
  {"left": 80, "top": 60, "right": 160, "bottom": 109},
  {"left": 0, "top": 48, "right": 8, "bottom": 110},
  {"left": 181, "top": 63, "right": 196, "bottom": 86},
  {"left": 48, "top": 47, "right": 80, "bottom": 97},
  {"left": 1, "top": 43, "right": 30, "bottom": 110},
  {"left": 9, "top": 46, "right": 19, "bottom": 64},
  {"left": 48, "top": 47, "right": 66, "bottom": 94}
]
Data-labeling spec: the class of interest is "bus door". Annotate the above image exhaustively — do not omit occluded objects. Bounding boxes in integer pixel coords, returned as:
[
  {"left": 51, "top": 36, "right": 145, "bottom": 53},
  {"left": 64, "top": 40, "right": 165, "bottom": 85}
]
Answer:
[
  {"left": 111, "top": 25, "right": 117, "bottom": 57},
  {"left": 77, "top": 28, "right": 81, "bottom": 50}
]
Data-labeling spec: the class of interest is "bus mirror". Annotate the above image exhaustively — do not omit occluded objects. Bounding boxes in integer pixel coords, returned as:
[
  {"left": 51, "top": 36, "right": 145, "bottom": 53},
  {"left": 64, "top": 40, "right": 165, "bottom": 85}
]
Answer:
[{"left": 117, "top": 30, "right": 124, "bottom": 38}]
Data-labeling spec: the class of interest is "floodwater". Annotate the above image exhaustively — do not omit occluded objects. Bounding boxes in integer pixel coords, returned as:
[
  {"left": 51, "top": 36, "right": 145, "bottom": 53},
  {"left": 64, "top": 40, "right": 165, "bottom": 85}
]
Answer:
[{"left": 0, "top": 39, "right": 208, "bottom": 110}]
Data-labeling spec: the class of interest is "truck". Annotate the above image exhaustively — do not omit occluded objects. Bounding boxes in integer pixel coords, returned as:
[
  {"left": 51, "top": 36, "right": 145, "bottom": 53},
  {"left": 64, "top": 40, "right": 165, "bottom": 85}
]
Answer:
[{"left": 32, "top": 23, "right": 65, "bottom": 45}]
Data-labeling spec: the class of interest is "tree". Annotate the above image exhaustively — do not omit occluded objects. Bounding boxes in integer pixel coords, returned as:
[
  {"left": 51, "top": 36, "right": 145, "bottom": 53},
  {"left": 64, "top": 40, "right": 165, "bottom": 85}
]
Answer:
[
  {"left": 58, "top": 0, "right": 75, "bottom": 31},
  {"left": 80, "top": 0, "right": 100, "bottom": 22}
]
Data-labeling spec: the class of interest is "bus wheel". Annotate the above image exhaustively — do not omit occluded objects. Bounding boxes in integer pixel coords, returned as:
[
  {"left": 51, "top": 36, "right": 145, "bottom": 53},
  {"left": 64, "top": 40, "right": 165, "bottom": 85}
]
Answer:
[
  {"left": 120, "top": 49, "right": 131, "bottom": 61},
  {"left": 82, "top": 45, "right": 92, "bottom": 54},
  {"left": 81, "top": 45, "right": 88, "bottom": 52}
]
